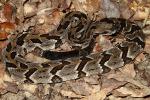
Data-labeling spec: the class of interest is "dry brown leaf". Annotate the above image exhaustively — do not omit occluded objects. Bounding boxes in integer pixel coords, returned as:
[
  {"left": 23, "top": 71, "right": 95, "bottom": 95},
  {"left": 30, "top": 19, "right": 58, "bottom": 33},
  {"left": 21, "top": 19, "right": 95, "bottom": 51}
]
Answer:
[
  {"left": 135, "top": 53, "right": 146, "bottom": 63},
  {"left": 68, "top": 80, "right": 100, "bottom": 96},
  {"left": 116, "top": 82, "right": 150, "bottom": 97},
  {"left": 24, "top": 3, "right": 37, "bottom": 18},
  {"left": 35, "top": 10, "right": 62, "bottom": 34},
  {"left": 144, "top": 39, "right": 150, "bottom": 53},
  {"left": 107, "top": 64, "right": 136, "bottom": 81},
  {"left": 135, "top": 54, "right": 150, "bottom": 86},
  {"left": 82, "top": 78, "right": 126, "bottom": 100},
  {"left": 0, "top": 32, "right": 9, "bottom": 40},
  {"left": 4, "top": 82, "right": 19, "bottom": 93},
  {"left": 108, "top": 61, "right": 150, "bottom": 97},
  {"left": 0, "top": 22, "right": 15, "bottom": 33},
  {"left": 0, "top": 41, "right": 7, "bottom": 51},
  {"left": 101, "top": 0, "right": 120, "bottom": 18},
  {"left": 133, "top": 7, "right": 150, "bottom": 20},
  {"left": 72, "top": 0, "right": 100, "bottom": 14},
  {"left": 0, "top": 63, "right": 12, "bottom": 94},
  {"left": 129, "top": 1, "right": 150, "bottom": 20},
  {"left": 60, "top": 90, "right": 84, "bottom": 99},
  {"left": 93, "top": 43, "right": 103, "bottom": 53},
  {"left": 3, "top": 3, "right": 14, "bottom": 22}
]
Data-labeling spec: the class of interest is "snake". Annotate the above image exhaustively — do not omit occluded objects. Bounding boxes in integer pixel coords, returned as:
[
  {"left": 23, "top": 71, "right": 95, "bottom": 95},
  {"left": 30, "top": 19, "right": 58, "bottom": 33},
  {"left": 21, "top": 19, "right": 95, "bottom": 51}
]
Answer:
[{"left": 2, "top": 11, "right": 145, "bottom": 84}]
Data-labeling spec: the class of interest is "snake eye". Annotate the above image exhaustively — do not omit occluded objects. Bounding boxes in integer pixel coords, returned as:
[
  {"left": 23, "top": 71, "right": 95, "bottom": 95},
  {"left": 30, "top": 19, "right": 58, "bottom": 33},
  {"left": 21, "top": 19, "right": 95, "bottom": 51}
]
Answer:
[{"left": 71, "top": 17, "right": 80, "bottom": 27}]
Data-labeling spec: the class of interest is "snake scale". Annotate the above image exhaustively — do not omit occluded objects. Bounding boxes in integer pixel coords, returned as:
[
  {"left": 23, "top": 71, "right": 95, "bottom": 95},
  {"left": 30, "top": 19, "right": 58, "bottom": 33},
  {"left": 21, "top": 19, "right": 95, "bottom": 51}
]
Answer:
[{"left": 2, "top": 11, "right": 145, "bottom": 83}]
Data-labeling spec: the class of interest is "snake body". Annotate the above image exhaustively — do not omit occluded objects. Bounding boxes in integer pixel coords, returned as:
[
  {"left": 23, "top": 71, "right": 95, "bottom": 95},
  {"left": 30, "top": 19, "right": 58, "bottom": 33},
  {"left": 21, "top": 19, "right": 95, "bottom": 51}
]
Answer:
[{"left": 2, "top": 11, "right": 145, "bottom": 83}]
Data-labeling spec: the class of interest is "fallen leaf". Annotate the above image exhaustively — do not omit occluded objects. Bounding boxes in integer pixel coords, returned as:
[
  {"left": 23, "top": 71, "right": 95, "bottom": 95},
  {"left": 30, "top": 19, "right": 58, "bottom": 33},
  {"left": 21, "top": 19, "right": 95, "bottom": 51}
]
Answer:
[
  {"left": 107, "top": 64, "right": 136, "bottom": 82},
  {"left": 101, "top": 0, "right": 120, "bottom": 18},
  {"left": 116, "top": 82, "right": 150, "bottom": 97},
  {"left": 3, "top": 3, "right": 14, "bottom": 22},
  {"left": 83, "top": 78, "right": 126, "bottom": 100},
  {"left": 0, "top": 32, "right": 8, "bottom": 40},
  {"left": 5, "top": 81, "right": 19, "bottom": 93},
  {"left": 0, "top": 22, "right": 15, "bottom": 33}
]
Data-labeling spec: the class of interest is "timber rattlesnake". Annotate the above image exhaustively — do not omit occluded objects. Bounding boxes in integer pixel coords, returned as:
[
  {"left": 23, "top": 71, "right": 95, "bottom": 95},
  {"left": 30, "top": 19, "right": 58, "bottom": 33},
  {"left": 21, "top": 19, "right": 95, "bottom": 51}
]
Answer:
[{"left": 2, "top": 11, "right": 145, "bottom": 83}]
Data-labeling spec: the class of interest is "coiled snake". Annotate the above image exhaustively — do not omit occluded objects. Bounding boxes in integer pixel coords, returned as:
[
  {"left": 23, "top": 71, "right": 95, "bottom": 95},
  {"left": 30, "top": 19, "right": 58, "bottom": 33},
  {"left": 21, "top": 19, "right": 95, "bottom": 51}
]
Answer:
[{"left": 2, "top": 11, "right": 145, "bottom": 83}]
